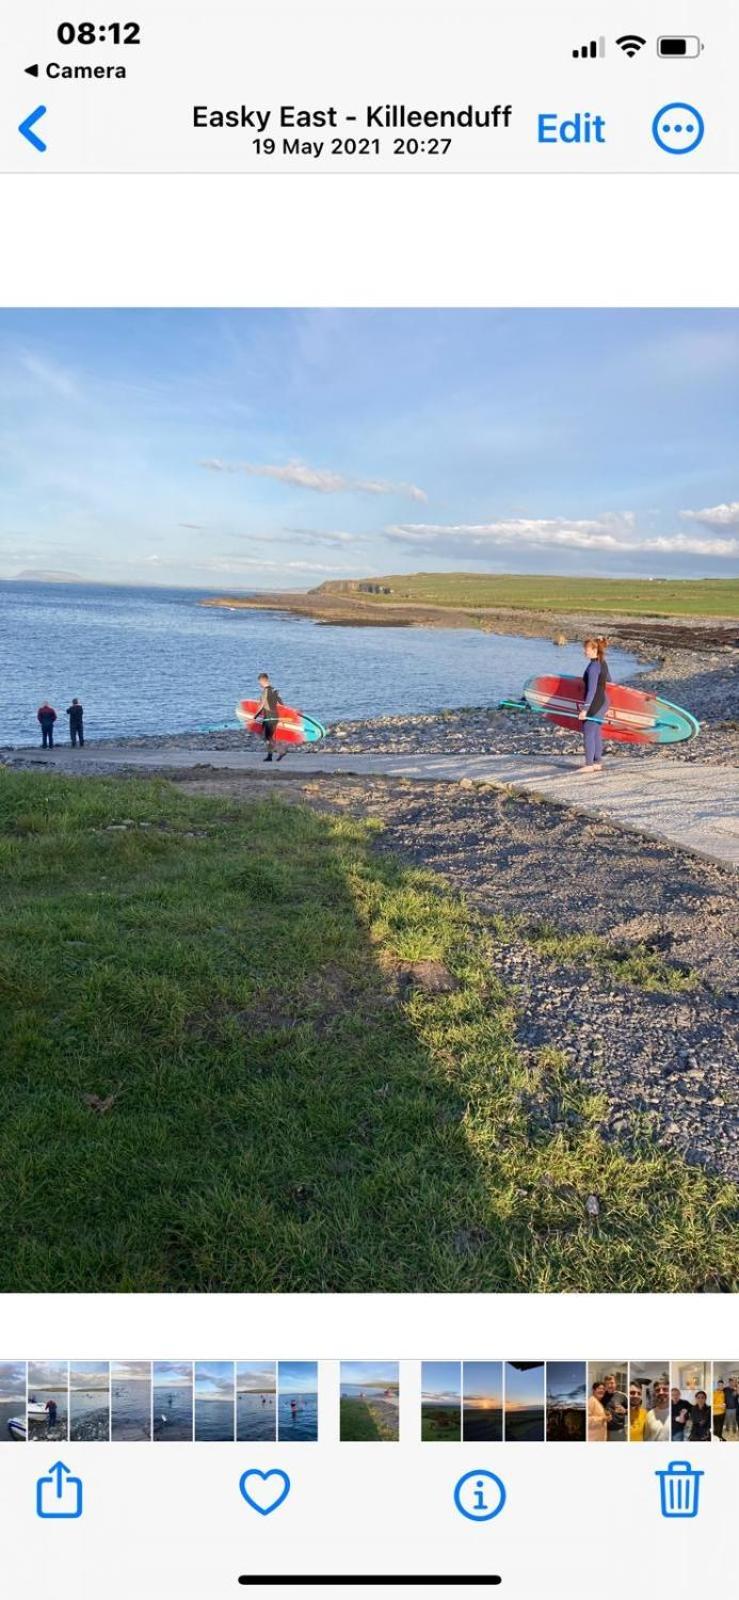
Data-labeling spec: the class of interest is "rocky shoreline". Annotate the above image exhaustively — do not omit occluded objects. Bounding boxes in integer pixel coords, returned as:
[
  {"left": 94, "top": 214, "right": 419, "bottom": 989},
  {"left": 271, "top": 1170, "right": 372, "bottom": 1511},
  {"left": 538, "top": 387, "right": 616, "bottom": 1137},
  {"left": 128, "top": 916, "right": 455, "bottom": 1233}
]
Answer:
[{"left": 5, "top": 642, "right": 737, "bottom": 768}]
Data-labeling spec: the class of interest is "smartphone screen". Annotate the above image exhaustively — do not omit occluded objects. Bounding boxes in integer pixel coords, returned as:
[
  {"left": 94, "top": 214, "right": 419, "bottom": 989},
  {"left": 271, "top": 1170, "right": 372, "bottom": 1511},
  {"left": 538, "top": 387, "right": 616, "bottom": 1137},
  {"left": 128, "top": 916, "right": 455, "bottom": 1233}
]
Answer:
[{"left": 0, "top": 3, "right": 737, "bottom": 1596}]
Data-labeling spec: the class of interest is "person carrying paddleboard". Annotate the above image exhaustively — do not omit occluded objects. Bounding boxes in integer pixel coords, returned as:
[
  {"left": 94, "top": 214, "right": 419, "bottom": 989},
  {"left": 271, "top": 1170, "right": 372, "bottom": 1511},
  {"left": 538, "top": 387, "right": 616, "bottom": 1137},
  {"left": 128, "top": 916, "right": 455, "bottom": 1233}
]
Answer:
[
  {"left": 578, "top": 636, "right": 610, "bottom": 772},
  {"left": 254, "top": 672, "right": 286, "bottom": 762}
]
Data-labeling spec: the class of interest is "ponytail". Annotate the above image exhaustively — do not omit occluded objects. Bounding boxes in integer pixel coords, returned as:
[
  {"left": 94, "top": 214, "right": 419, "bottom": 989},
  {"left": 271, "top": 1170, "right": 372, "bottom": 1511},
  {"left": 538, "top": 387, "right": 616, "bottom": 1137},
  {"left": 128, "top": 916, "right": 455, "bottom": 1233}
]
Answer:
[{"left": 585, "top": 636, "right": 608, "bottom": 661}]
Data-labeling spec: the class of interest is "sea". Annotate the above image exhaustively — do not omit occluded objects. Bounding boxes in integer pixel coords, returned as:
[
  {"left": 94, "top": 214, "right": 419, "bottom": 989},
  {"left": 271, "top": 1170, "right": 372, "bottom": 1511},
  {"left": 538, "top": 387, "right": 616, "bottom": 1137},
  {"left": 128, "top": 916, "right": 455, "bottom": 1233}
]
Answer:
[
  {"left": 277, "top": 1392, "right": 318, "bottom": 1442},
  {"left": 152, "top": 1387, "right": 193, "bottom": 1442},
  {"left": 236, "top": 1391, "right": 277, "bottom": 1441},
  {"left": 111, "top": 1379, "right": 152, "bottom": 1441},
  {"left": 194, "top": 1398, "right": 235, "bottom": 1442},
  {"left": 0, "top": 581, "right": 640, "bottom": 746}
]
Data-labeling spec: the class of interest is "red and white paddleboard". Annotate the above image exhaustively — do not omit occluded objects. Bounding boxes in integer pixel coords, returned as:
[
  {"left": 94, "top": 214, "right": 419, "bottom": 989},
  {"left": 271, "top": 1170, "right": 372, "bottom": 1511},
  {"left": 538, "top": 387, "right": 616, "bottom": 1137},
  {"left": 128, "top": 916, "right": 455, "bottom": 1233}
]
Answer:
[
  {"left": 522, "top": 674, "right": 699, "bottom": 745},
  {"left": 235, "top": 699, "right": 326, "bottom": 746}
]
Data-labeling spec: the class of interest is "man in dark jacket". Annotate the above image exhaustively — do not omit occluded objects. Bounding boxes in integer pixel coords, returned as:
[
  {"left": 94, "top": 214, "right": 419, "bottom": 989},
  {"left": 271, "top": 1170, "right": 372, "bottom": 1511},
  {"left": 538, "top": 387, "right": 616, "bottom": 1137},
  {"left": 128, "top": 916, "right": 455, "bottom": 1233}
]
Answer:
[
  {"left": 66, "top": 698, "right": 85, "bottom": 747},
  {"left": 37, "top": 702, "right": 57, "bottom": 748}
]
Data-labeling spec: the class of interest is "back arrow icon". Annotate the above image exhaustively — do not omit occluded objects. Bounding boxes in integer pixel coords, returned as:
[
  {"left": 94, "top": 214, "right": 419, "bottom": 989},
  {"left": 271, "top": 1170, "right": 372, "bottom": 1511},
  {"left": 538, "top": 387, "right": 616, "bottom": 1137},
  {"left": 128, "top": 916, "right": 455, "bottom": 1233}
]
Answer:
[{"left": 19, "top": 105, "right": 47, "bottom": 152}]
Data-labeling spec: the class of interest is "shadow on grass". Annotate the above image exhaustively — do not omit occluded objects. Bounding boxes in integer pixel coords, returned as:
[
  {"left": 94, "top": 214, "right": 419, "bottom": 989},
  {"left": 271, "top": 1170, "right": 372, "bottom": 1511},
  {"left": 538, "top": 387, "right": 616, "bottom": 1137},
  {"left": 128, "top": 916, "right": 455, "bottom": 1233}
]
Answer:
[{"left": 0, "top": 769, "right": 738, "bottom": 1293}]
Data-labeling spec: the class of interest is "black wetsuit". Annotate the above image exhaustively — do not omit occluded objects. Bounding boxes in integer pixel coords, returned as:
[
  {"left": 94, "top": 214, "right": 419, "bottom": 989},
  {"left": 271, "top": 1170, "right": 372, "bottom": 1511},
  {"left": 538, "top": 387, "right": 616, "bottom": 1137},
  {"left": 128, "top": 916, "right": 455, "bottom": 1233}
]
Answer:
[{"left": 66, "top": 703, "right": 85, "bottom": 746}]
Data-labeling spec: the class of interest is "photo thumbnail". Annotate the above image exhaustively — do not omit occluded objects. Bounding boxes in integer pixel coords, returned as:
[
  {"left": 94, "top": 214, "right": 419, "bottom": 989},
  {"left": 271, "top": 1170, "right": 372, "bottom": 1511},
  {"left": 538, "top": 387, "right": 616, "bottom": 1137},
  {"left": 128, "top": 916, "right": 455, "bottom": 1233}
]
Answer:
[
  {"left": 340, "top": 1363, "right": 399, "bottom": 1441},
  {"left": 69, "top": 1360, "right": 110, "bottom": 1442},
  {"left": 27, "top": 1361, "right": 69, "bottom": 1442},
  {"left": 670, "top": 1361, "right": 712, "bottom": 1442},
  {"left": 277, "top": 1362, "right": 318, "bottom": 1442},
  {"left": 153, "top": 1362, "right": 193, "bottom": 1442},
  {"left": 463, "top": 1362, "right": 504, "bottom": 1442},
  {"left": 587, "top": 1364, "right": 627, "bottom": 1442},
  {"left": 0, "top": 1362, "right": 27, "bottom": 1444},
  {"left": 713, "top": 1366, "right": 739, "bottom": 1441},
  {"left": 421, "top": 1362, "right": 461, "bottom": 1441},
  {"left": 628, "top": 1363, "right": 670, "bottom": 1441},
  {"left": 194, "top": 1362, "right": 235, "bottom": 1442},
  {"left": 504, "top": 1363, "right": 545, "bottom": 1442},
  {"left": 0, "top": 308, "right": 737, "bottom": 1298},
  {"left": 546, "top": 1362, "right": 587, "bottom": 1441},
  {"left": 236, "top": 1363, "right": 276, "bottom": 1442},
  {"left": 111, "top": 1361, "right": 152, "bottom": 1442}
]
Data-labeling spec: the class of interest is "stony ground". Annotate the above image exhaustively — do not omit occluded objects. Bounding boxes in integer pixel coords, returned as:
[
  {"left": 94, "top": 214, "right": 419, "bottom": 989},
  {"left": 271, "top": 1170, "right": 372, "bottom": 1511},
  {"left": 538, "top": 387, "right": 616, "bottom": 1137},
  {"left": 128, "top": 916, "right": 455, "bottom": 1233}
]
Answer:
[{"left": 175, "top": 769, "right": 739, "bottom": 1187}]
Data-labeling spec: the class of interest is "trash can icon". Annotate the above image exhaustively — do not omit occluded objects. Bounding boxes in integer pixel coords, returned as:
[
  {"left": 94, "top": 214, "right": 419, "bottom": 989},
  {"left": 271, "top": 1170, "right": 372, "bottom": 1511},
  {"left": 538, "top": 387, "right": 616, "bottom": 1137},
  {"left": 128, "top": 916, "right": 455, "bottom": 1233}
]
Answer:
[{"left": 656, "top": 1460, "right": 704, "bottom": 1519}]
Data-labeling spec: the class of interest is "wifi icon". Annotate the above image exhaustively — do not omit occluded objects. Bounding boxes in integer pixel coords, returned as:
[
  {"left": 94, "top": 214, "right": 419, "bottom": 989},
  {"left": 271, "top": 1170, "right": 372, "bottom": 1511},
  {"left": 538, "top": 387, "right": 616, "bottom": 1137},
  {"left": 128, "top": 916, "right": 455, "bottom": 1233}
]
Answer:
[{"left": 616, "top": 33, "right": 647, "bottom": 57}]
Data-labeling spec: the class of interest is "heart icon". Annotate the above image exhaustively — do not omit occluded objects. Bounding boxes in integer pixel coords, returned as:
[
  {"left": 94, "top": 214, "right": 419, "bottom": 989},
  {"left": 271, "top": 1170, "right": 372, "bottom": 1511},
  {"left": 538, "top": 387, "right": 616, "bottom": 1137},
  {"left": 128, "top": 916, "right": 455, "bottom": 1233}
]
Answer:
[{"left": 239, "top": 1468, "right": 291, "bottom": 1516}]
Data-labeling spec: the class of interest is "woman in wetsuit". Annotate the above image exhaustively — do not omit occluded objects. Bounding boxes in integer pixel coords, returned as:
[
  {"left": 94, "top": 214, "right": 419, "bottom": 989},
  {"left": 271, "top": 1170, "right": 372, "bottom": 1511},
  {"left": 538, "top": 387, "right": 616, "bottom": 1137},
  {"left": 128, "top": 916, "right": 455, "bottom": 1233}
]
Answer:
[{"left": 578, "top": 636, "right": 610, "bottom": 772}]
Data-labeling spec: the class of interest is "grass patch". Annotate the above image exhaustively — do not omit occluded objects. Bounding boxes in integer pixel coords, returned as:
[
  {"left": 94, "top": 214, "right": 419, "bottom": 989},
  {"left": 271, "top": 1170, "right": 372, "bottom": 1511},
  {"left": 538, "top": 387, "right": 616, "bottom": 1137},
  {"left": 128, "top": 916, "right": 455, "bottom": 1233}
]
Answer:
[
  {"left": 340, "top": 1397, "right": 398, "bottom": 1441},
  {"left": 518, "top": 924, "right": 698, "bottom": 993},
  {"left": 0, "top": 769, "right": 737, "bottom": 1293},
  {"left": 319, "top": 572, "right": 739, "bottom": 618}
]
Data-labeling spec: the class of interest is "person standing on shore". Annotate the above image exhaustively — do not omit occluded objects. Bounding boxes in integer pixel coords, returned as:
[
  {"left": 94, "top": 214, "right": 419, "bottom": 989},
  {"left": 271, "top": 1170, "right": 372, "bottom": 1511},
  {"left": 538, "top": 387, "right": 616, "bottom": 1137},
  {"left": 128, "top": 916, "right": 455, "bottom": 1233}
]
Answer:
[
  {"left": 253, "top": 672, "right": 285, "bottom": 762},
  {"left": 36, "top": 701, "right": 57, "bottom": 748},
  {"left": 578, "top": 636, "right": 610, "bottom": 773},
  {"left": 66, "top": 697, "right": 85, "bottom": 747}
]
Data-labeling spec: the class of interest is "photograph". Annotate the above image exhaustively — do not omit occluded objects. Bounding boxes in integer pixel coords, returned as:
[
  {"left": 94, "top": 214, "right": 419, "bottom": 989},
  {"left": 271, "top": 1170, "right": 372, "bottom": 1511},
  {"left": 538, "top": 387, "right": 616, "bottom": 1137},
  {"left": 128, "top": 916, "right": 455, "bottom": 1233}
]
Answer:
[
  {"left": 277, "top": 1361, "right": 318, "bottom": 1442},
  {"left": 0, "top": 308, "right": 737, "bottom": 1297},
  {"left": 0, "top": 1361, "right": 27, "bottom": 1443},
  {"left": 629, "top": 1363, "right": 671, "bottom": 1441},
  {"left": 504, "top": 1363, "right": 545, "bottom": 1442},
  {"left": 153, "top": 1362, "right": 193, "bottom": 1442},
  {"left": 713, "top": 1366, "right": 739, "bottom": 1441},
  {"left": 546, "top": 1362, "right": 587, "bottom": 1441},
  {"left": 236, "top": 1363, "right": 277, "bottom": 1442},
  {"left": 27, "top": 1361, "right": 68, "bottom": 1442},
  {"left": 463, "top": 1362, "right": 504, "bottom": 1442},
  {"left": 421, "top": 1362, "right": 461, "bottom": 1442},
  {"left": 340, "top": 1362, "right": 399, "bottom": 1442},
  {"left": 587, "top": 1363, "right": 628, "bottom": 1442},
  {"left": 111, "top": 1361, "right": 152, "bottom": 1442},
  {"left": 69, "top": 1361, "right": 110, "bottom": 1442},
  {"left": 194, "top": 1362, "right": 235, "bottom": 1442},
  {"left": 670, "top": 1362, "right": 712, "bottom": 1442}
]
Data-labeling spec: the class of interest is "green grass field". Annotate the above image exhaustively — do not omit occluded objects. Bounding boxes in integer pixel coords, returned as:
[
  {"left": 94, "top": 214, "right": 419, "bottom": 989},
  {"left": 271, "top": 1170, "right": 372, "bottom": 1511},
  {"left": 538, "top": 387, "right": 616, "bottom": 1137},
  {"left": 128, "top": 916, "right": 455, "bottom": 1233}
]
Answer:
[
  {"left": 340, "top": 1396, "right": 399, "bottom": 1441},
  {"left": 320, "top": 573, "right": 739, "bottom": 618},
  {"left": 1, "top": 769, "right": 738, "bottom": 1293}
]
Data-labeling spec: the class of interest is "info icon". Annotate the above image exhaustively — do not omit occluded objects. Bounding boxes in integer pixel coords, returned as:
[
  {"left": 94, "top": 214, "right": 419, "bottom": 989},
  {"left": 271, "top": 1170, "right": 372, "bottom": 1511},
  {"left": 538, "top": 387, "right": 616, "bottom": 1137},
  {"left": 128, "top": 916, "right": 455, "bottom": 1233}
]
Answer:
[{"left": 453, "top": 1469, "right": 507, "bottom": 1522}]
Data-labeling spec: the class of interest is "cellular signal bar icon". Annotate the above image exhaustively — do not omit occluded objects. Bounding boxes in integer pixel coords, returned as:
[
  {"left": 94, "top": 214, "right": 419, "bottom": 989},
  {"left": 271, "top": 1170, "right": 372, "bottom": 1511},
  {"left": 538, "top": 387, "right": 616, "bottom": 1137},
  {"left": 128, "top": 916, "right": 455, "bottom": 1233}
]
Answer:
[{"left": 573, "top": 36, "right": 606, "bottom": 59}]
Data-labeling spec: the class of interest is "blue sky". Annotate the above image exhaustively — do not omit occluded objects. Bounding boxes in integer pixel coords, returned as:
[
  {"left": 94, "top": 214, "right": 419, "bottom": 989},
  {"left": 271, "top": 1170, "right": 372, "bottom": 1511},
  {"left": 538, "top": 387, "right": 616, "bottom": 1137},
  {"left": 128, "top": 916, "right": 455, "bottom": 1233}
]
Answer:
[
  {"left": 1, "top": 309, "right": 738, "bottom": 586},
  {"left": 505, "top": 1362, "right": 545, "bottom": 1410},
  {"left": 546, "top": 1362, "right": 586, "bottom": 1404},
  {"left": 422, "top": 1362, "right": 461, "bottom": 1402},
  {"left": 195, "top": 1361, "right": 234, "bottom": 1398},
  {"left": 278, "top": 1361, "right": 318, "bottom": 1394},
  {"left": 464, "top": 1362, "right": 503, "bottom": 1405},
  {"left": 153, "top": 1361, "right": 192, "bottom": 1388},
  {"left": 341, "top": 1361, "right": 398, "bottom": 1388}
]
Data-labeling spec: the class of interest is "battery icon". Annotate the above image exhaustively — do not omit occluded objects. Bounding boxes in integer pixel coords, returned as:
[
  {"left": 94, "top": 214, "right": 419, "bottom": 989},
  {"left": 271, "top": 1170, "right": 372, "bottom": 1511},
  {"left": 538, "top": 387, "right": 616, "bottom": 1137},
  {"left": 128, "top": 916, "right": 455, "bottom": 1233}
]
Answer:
[{"left": 657, "top": 36, "right": 704, "bottom": 57}]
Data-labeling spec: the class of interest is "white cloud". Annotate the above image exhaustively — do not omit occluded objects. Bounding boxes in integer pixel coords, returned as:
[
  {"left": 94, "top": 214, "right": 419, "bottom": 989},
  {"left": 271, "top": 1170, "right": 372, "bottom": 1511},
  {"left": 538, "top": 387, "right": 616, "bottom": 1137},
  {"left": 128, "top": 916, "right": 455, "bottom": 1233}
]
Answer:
[
  {"left": 200, "top": 457, "right": 427, "bottom": 502},
  {"left": 385, "top": 515, "right": 739, "bottom": 560},
  {"left": 681, "top": 501, "right": 739, "bottom": 530}
]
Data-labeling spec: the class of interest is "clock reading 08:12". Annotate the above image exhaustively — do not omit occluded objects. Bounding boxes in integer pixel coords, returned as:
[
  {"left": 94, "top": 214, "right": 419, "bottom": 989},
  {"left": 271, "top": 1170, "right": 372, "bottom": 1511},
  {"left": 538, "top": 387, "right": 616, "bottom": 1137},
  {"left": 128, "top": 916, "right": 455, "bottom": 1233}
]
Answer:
[{"left": 57, "top": 21, "right": 141, "bottom": 44}]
